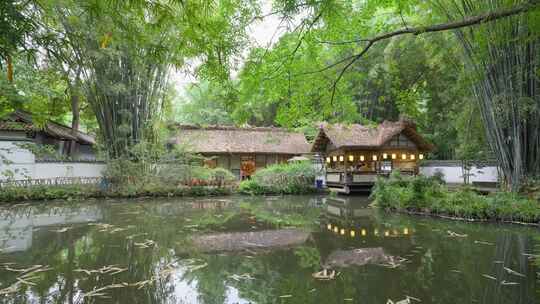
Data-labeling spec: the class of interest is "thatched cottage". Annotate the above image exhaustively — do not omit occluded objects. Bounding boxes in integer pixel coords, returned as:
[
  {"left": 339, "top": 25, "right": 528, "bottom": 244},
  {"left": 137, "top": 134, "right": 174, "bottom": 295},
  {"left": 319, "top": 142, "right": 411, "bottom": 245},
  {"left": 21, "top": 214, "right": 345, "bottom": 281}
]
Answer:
[
  {"left": 169, "top": 125, "right": 310, "bottom": 179},
  {"left": 311, "top": 119, "right": 433, "bottom": 193}
]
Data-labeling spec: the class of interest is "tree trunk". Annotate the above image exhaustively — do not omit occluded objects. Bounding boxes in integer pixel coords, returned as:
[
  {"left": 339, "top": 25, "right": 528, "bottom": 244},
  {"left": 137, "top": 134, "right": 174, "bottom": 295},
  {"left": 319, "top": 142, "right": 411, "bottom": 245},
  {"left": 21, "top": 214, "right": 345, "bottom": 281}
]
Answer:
[
  {"left": 6, "top": 55, "right": 13, "bottom": 83},
  {"left": 68, "top": 81, "right": 80, "bottom": 157}
]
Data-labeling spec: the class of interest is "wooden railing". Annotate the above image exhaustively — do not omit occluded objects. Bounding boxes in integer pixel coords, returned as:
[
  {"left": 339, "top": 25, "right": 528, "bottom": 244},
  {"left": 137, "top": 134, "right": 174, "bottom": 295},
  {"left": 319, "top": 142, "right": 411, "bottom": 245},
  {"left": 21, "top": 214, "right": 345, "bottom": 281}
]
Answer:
[{"left": 0, "top": 177, "right": 103, "bottom": 189}]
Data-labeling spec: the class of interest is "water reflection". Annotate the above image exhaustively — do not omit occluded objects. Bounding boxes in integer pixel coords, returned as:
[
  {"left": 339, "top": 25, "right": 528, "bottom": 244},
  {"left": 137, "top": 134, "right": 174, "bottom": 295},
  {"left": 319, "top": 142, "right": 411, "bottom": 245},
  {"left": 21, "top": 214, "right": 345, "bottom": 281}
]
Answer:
[
  {"left": 0, "top": 195, "right": 538, "bottom": 304},
  {"left": 0, "top": 205, "right": 102, "bottom": 253}
]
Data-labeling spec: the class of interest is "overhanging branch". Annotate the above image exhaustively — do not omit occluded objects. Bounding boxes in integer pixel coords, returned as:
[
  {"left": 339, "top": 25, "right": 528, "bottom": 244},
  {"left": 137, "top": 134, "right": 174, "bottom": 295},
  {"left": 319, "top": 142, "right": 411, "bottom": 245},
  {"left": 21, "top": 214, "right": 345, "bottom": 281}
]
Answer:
[{"left": 322, "top": 1, "right": 540, "bottom": 103}]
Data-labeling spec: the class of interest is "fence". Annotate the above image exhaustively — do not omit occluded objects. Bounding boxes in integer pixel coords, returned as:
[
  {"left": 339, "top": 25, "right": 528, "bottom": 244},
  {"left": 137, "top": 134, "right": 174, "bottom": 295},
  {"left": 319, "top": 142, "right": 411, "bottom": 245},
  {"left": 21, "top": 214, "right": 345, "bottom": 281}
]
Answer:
[{"left": 0, "top": 176, "right": 103, "bottom": 189}]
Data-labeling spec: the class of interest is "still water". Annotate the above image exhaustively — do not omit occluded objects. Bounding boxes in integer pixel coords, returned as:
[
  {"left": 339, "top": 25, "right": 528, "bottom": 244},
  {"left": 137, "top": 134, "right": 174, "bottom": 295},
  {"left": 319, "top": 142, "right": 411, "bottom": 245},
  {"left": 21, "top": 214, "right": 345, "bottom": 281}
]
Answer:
[{"left": 0, "top": 195, "right": 538, "bottom": 303}]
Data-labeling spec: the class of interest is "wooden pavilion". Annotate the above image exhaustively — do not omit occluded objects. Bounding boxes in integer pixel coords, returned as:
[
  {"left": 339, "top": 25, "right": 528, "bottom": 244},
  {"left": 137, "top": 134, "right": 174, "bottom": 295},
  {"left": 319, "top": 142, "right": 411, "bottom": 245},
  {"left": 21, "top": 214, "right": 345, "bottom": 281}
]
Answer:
[{"left": 311, "top": 119, "right": 433, "bottom": 193}]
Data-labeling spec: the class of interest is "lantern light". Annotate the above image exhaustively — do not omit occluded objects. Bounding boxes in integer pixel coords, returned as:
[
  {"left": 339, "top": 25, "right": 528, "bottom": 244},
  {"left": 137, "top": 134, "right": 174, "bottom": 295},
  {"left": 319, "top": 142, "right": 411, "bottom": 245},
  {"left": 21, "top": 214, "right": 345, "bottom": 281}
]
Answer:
[
  {"left": 348, "top": 155, "right": 354, "bottom": 162},
  {"left": 340, "top": 229, "right": 345, "bottom": 235},
  {"left": 360, "top": 155, "right": 365, "bottom": 161},
  {"left": 326, "top": 157, "right": 331, "bottom": 163},
  {"left": 339, "top": 155, "right": 344, "bottom": 162},
  {"left": 327, "top": 223, "right": 332, "bottom": 230},
  {"left": 410, "top": 154, "right": 415, "bottom": 160},
  {"left": 384, "top": 231, "right": 390, "bottom": 237},
  {"left": 419, "top": 154, "right": 424, "bottom": 160},
  {"left": 383, "top": 153, "right": 388, "bottom": 159},
  {"left": 403, "top": 228, "right": 409, "bottom": 235},
  {"left": 333, "top": 156, "right": 337, "bottom": 162},
  {"left": 391, "top": 153, "right": 397, "bottom": 160},
  {"left": 333, "top": 227, "right": 338, "bottom": 233},
  {"left": 350, "top": 230, "right": 356, "bottom": 237},
  {"left": 361, "top": 229, "right": 367, "bottom": 236},
  {"left": 372, "top": 155, "right": 378, "bottom": 161},
  {"left": 401, "top": 154, "right": 407, "bottom": 160}
]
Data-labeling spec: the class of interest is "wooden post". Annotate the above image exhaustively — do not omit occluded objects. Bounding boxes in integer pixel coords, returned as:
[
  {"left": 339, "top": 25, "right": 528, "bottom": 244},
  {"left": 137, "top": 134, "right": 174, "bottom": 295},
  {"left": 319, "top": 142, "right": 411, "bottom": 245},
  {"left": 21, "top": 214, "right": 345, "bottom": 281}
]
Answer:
[{"left": 343, "top": 149, "right": 348, "bottom": 184}]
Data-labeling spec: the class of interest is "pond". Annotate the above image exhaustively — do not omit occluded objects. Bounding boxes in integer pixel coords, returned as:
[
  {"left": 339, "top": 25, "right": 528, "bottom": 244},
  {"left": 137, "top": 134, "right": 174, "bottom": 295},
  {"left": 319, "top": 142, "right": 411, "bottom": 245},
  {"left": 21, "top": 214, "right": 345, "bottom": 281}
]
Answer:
[{"left": 0, "top": 195, "right": 538, "bottom": 303}]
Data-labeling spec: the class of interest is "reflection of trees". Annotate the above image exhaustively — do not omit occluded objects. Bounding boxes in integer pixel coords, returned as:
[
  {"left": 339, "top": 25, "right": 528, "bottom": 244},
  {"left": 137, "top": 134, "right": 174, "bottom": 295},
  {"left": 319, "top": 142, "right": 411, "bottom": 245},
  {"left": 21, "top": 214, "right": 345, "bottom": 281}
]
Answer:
[
  {"left": 1, "top": 196, "right": 539, "bottom": 304},
  {"left": 182, "top": 250, "right": 316, "bottom": 304},
  {"left": 480, "top": 234, "right": 536, "bottom": 304},
  {"left": 0, "top": 201, "right": 193, "bottom": 304}
]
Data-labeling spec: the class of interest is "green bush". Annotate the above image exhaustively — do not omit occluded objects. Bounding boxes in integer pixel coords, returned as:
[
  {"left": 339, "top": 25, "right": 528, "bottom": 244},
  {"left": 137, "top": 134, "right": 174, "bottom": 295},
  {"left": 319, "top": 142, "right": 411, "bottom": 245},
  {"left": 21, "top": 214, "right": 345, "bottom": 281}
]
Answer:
[
  {"left": 239, "top": 161, "right": 317, "bottom": 195},
  {"left": 371, "top": 172, "right": 540, "bottom": 224}
]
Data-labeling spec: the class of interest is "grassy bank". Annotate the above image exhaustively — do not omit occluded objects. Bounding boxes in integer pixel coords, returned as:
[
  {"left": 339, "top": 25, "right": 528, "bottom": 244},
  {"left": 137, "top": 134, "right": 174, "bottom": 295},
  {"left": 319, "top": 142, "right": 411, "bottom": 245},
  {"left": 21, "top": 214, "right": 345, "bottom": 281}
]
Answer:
[
  {"left": 0, "top": 162, "right": 319, "bottom": 202},
  {"left": 371, "top": 172, "right": 540, "bottom": 225},
  {"left": 0, "top": 184, "right": 234, "bottom": 203},
  {"left": 0, "top": 166, "right": 239, "bottom": 203},
  {"left": 238, "top": 162, "right": 319, "bottom": 195}
]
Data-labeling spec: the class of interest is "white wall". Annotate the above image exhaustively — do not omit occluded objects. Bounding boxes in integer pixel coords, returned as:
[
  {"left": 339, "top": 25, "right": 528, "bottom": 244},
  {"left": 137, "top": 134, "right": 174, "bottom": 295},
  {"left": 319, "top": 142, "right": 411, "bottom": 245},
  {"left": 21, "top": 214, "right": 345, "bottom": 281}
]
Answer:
[
  {"left": 0, "top": 141, "right": 36, "bottom": 179},
  {"left": 34, "top": 162, "right": 105, "bottom": 179},
  {"left": 419, "top": 161, "right": 499, "bottom": 184},
  {"left": 1, "top": 140, "right": 105, "bottom": 181},
  {"left": 1, "top": 161, "right": 106, "bottom": 181}
]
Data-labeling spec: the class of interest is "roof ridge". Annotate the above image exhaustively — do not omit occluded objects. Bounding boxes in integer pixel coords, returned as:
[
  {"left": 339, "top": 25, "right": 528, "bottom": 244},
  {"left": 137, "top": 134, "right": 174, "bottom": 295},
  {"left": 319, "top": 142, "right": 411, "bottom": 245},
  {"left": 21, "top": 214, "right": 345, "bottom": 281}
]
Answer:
[{"left": 173, "top": 123, "right": 295, "bottom": 132}]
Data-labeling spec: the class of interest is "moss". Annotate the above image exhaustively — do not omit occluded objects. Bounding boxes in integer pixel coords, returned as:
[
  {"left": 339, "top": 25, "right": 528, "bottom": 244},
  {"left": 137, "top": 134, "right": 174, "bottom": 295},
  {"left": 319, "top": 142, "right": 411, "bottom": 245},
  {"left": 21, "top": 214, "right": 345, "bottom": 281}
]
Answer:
[{"left": 371, "top": 172, "right": 540, "bottom": 225}]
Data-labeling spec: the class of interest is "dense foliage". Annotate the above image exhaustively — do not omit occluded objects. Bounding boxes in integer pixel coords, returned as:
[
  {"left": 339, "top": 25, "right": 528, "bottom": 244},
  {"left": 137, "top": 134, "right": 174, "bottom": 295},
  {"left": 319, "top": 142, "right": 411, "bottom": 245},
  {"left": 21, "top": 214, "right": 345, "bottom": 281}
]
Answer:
[
  {"left": 177, "top": 0, "right": 539, "bottom": 191},
  {"left": 239, "top": 161, "right": 318, "bottom": 195},
  {"left": 371, "top": 171, "right": 540, "bottom": 224},
  {"left": 102, "top": 141, "right": 236, "bottom": 196},
  {"left": 1, "top": 0, "right": 539, "bottom": 191}
]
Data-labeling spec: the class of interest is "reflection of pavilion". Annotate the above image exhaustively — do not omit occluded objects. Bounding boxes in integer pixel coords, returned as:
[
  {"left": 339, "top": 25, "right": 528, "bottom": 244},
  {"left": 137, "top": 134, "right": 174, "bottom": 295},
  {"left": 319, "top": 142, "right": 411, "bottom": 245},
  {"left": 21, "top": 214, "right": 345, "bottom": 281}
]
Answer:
[
  {"left": 322, "top": 196, "right": 412, "bottom": 238},
  {"left": 0, "top": 206, "right": 102, "bottom": 253},
  {"left": 324, "top": 196, "right": 372, "bottom": 220}
]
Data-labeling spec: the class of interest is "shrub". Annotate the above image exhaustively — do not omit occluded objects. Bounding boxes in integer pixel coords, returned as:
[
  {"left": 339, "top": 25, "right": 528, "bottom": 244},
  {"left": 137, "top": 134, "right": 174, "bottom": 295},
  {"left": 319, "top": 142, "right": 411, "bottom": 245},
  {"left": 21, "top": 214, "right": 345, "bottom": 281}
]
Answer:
[
  {"left": 238, "top": 161, "right": 317, "bottom": 195},
  {"left": 371, "top": 172, "right": 540, "bottom": 224}
]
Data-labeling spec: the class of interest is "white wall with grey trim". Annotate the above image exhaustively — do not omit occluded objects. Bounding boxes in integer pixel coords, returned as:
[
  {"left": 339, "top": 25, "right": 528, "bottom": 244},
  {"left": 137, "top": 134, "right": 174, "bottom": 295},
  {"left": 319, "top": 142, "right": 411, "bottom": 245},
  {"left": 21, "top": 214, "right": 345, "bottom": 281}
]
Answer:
[
  {"left": 1, "top": 140, "right": 105, "bottom": 180},
  {"left": 419, "top": 160, "right": 499, "bottom": 184}
]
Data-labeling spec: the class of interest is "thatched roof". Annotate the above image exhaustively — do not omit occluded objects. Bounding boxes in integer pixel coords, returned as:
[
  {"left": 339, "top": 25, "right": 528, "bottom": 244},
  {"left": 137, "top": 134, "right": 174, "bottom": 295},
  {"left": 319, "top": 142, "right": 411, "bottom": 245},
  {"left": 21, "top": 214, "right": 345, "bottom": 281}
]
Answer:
[
  {"left": 311, "top": 118, "right": 433, "bottom": 152},
  {"left": 169, "top": 125, "right": 310, "bottom": 155},
  {"left": 0, "top": 111, "right": 95, "bottom": 145}
]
